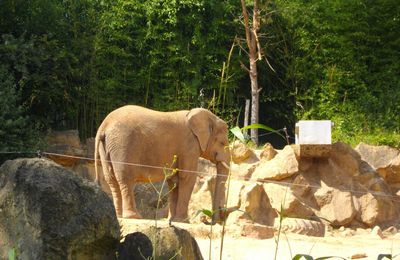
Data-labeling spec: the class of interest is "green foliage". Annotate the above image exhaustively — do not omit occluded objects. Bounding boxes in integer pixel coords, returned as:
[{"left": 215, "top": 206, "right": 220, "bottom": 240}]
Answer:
[
  {"left": 0, "top": 65, "right": 40, "bottom": 155},
  {"left": 0, "top": 0, "right": 398, "bottom": 149},
  {"left": 276, "top": 0, "right": 400, "bottom": 147},
  {"left": 0, "top": 0, "right": 105, "bottom": 140},
  {"left": 81, "top": 0, "right": 245, "bottom": 134}
]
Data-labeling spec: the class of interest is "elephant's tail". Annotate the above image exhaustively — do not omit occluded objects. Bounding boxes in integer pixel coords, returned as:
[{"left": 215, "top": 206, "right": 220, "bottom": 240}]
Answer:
[{"left": 94, "top": 131, "right": 105, "bottom": 186}]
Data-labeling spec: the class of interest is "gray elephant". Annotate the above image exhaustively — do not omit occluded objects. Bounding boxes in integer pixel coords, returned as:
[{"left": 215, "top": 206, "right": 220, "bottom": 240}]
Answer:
[{"left": 94, "top": 105, "right": 230, "bottom": 223}]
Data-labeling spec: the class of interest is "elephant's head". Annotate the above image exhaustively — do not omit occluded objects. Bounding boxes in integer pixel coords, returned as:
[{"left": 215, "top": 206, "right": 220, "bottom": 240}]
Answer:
[{"left": 187, "top": 108, "right": 230, "bottom": 223}]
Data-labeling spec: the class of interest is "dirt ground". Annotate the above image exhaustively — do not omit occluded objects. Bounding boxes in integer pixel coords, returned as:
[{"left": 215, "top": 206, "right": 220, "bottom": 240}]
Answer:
[
  {"left": 196, "top": 234, "right": 400, "bottom": 260},
  {"left": 119, "top": 219, "right": 400, "bottom": 260}
]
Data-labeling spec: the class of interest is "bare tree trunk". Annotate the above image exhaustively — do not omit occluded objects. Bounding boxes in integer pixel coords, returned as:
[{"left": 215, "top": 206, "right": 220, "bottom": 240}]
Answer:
[
  {"left": 249, "top": 49, "right": 259, "bottom": 145},
  {"left": 241, "top": 0, "right": 261, "bottom": 145},
  {"left": 244, "top": 99, "right": 250, "bottom": 136}
]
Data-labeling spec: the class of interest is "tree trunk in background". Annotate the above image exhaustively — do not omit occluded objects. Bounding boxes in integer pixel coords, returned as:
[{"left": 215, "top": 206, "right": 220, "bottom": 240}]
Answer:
[
  {"left": 240, "top": 0, "right": 261, "bottom": 145},
  {"left": 244, "top": 99, "right": 250, "bottom": 136}
]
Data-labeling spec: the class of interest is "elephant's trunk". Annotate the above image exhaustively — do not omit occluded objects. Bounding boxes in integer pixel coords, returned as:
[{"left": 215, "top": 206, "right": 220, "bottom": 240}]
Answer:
[{"left": 212, "top": 161, "right": 229, "bottom": 224}]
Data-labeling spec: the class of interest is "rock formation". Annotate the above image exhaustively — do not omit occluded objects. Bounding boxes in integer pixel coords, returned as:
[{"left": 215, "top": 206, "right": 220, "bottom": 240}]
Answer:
[
  {"left": 117, "top": 232, "right": 153, "bottom": 260},
  {"left": 119, "top": 225, "right": 203, "bottom": 260},
  {"left": 0, "top": 158, "right": 120, "bottom": 259},
  {"left": 190, "top": 141, "right": 399, "bottom": 233},
  {"left": 356, "top": 142, "right": 400, "bottom": 194},
  {"left": 44, "top": 130, "right": 400, "bottom": 237}
]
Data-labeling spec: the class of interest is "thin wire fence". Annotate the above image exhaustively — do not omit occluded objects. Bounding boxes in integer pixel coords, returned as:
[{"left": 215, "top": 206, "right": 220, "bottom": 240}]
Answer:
[{"left": 1, "top": 150, "right": 400, "bottom": 203}]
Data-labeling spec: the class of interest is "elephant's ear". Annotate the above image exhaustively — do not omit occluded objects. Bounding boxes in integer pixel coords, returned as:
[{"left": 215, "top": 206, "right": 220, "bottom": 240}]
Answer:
[{"left": 187, "top": 108, "right": 213, "bottom": 153}]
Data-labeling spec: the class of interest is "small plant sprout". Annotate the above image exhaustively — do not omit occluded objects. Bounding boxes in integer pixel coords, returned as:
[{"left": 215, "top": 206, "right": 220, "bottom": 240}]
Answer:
[
  {"left": 8, "top": 248, "right": 16, "bottom": 260},
  {"left": 147, "top": 155, "right": 179, "bottom": 259}
]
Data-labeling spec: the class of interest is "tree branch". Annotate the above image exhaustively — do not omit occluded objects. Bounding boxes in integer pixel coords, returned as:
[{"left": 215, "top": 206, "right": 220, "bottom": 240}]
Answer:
[
  {"left": 253, "top": 1, "right": 262, "bottom": 61},
  {"left": 240, "top": 0, "right": 252, "bottom": 49},
  {"left": 264, "top": 56, "right": 276, "bottom": 73},
  {"left": 235, "top": 37, "right": 250, "bottom": 56},
  {"left": 239, "top": 61, "right": 250, "bottom": 73}
]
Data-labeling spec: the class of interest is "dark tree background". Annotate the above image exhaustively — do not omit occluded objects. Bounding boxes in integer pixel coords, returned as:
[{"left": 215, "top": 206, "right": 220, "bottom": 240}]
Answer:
[{"left": 1, "top": 0, "right": 399, "bottom": 153}]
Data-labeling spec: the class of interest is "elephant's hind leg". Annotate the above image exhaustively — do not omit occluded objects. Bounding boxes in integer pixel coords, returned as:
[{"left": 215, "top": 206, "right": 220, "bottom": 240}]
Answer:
[
  {"left": 119, "top": 181, "right": 142, "bottom": 219},
  {"left": 102, "top": 164, "right": 123, "bottom": 217},
  {"left": 108, "top": 179, "right": 123, "bottom": 218},
  {"left": 114, "top": 167, "right": 142, "bottom": 219}
]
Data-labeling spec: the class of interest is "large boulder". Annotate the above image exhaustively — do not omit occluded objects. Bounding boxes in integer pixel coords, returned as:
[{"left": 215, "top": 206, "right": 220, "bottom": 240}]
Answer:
[
  {"left": 188, "top": 175, "right": 215, "bottom": 223},
  {"left": 314, "top": 187, "right": 357, "bottom": 227},
  {"left": 45, "top": 130, "right": 86, "bottom": 167},
  {"left": 121, "top": 226, "right": 204, "bottom": 260},
  {"left": 356, "top": 143, "right": 400, "bottom": 190},
  {"left": 259, "top": 143, "right": 277, "bottom": 161},
  {"left": 0, "top": 158, "right": 120, "bottom": 259},
  {"left": 117, "top": 232, "right": 153, "bottom": 260},
  {"left": 72, "top": 162, "right": 111, "bottom": 195},
  {"left": 356, "top": 192, "right": 397, "bottom": 227},
  {"left": 134, "top": 183, "right": 169, "bottom": 219},
  {"left": 315, "top": 142, "right": 398, "bottom": 227},
  {"left": 188, "top": 159, "right": 217, "bottom": 223},
  {"left": 225, "top": 180, "right": 245, "bottom": 209},
  {"left": 251, "top": 145, "right": 299, "bottom": 181},
  {"left": 319, "top": 143, "right": 398, "bottom": 227},
  {"left": 264, "top": 183, "right": 315, "bottom": 219},
  {"left": 231, "top": 140, "right": 256, "bottom": 164},
  {"left": 235, "top": 183, "right": 276, "bottom": 226},
  {"left": 355, "top": 142, "right": 399, "bottom": 170}
]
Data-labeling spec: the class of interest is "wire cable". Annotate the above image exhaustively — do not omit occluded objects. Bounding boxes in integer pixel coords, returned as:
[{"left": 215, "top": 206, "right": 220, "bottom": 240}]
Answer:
[{"left": 1, "top": 150, "right": 399, "bottom": 202}]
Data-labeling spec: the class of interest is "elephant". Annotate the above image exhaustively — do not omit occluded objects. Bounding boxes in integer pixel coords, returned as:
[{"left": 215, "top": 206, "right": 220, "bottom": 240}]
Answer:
[{"left": 94, "top": 105, "right": 230, "bottom": 223}]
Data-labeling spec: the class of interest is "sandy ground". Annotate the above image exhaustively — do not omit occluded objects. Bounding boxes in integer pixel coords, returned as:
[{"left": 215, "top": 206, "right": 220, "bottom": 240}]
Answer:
[
  {"left": 196, "top": 234, "right": 400, "bottom": 260},
  {"left": 119, "top": 219, "right": 400, "bottom": 260}
]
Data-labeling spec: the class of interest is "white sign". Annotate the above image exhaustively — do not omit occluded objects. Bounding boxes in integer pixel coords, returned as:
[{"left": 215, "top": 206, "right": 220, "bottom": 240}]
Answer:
[{"left": 295, "top": 120, "right": 333, "bottom": 145}]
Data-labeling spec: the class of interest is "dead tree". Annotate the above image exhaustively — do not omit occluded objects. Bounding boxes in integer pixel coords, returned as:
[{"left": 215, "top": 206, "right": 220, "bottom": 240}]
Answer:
[{"left": 240, "top": 0, "right": 262, "bottom": 145}]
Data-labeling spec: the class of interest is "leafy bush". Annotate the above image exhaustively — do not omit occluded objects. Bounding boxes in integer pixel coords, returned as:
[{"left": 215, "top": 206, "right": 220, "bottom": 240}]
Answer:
[{"left": 0, "top": 65, "right": 41, "bottom": 162}]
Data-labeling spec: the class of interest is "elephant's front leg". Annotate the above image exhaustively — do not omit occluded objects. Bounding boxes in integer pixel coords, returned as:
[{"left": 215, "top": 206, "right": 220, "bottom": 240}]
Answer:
[
  {"left": 174, "top": 165, "right": 197, "bottom": 222},
  {"left": 167, "top": 177, "right": 178, "bottom": 221}
]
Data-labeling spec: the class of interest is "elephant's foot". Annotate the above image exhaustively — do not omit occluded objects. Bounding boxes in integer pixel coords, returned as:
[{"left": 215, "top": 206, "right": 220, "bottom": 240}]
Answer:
[
  {"left": 122, "top": 210, "right": 142, "bottom": 219},
  {"left": 114, "top": 208, "right": 123, "bottom": 218}
]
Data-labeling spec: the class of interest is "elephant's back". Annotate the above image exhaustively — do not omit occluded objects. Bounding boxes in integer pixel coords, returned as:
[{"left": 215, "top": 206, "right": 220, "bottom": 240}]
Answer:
[
  {"left": 103, "top": 105, "right": 188, "bottom": 123},
  {"left": 99, "top": 105, "right": 191, "bottom": 147},
  {"left": 106, "top": 105, "right": 155, "bottom": 119}
]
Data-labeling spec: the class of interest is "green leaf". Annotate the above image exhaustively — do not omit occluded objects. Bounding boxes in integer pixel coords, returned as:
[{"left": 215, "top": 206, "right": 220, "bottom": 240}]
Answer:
[
  {"left": 230, "top": 126, "right": 246, "bottom": 143},
  {"left": 8, "top": 248, "right": 15, "bottom": 260},
  {"left": 201, "top": 209, "right": 214, "bottom": 218},
  {"left": 242, "top": 123, "right": 286, "bottom": 140},
  {"left": 292, "top": 254, "right": 314, "bottom": 260}
]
